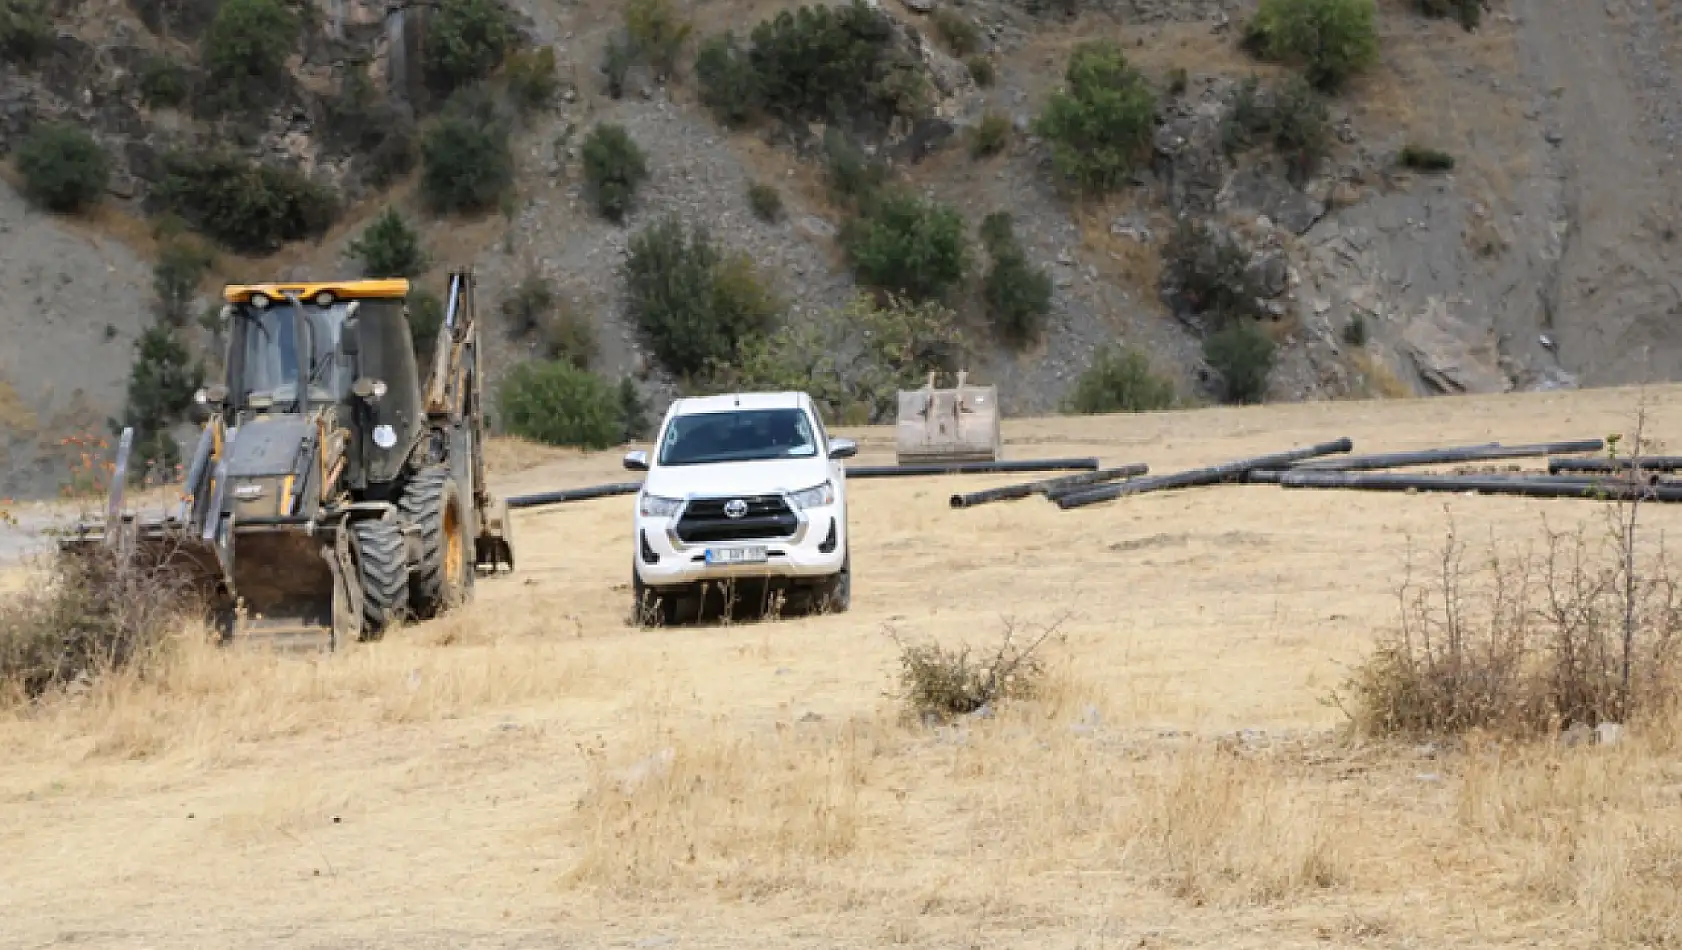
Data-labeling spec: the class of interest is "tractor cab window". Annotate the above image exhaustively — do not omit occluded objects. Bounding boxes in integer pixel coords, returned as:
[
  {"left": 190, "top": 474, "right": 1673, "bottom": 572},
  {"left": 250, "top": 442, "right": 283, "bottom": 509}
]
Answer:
[{"left": 234, "top": 301, "right": 353, "bottom": 408}]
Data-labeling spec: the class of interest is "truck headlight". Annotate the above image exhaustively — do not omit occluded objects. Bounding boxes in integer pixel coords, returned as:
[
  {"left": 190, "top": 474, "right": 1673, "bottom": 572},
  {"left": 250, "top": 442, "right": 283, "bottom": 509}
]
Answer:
[
  {"left": 639, "top": 493, "right": 683, "bottom": 518},
  {"left": 787, "top": 481, "right": 835, "bottom": 510}
]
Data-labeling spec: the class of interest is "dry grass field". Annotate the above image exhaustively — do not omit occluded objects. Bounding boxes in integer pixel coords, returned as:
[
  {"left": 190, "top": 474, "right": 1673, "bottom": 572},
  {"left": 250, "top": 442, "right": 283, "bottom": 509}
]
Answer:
[{"left": 5, "top": 386, "right": 1682, "bottom": 949}]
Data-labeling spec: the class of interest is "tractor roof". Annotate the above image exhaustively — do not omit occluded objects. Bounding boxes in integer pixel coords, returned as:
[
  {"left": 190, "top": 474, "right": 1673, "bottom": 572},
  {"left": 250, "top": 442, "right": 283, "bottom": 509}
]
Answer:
[{"left": 223, "top": 279, "right": 411, "bottom": 304}]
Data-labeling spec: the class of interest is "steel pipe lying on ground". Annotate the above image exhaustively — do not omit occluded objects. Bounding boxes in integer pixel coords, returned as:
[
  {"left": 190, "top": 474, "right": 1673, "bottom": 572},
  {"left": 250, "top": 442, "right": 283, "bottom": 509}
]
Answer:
[
  {"left": 1290, "top": 439, "right": 1605, "bottom": 472},
  {"left": 1054, "top": 438, "right": 1354, "bottom": 510},
  {"left": 1549, "top": 456, "right": 1682, "bottom": 475},
  {"left": 950, "top": 463, "right": 1149, "bottom": 509},
  {"left": 506, "top": 481, "right": 643, "bottom": 509},
  {"left": 847, "top": 457, "right": 1101, "bottom": 479},
  {"left": 1276, "top": 471, "right": 1682, "bottom": 502}
]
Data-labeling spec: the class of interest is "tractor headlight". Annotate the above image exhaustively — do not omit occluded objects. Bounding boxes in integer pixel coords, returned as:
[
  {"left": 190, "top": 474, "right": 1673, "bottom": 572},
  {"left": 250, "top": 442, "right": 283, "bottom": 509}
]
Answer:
[
  {"left": 639, "top": 493, "right": 683, "bottom": 519},
  {"left": 787, "top": 481, "right": 835, "bottom": 510}
]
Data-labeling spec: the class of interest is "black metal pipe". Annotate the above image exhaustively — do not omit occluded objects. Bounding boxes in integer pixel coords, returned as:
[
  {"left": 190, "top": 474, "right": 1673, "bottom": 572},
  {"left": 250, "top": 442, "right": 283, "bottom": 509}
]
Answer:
[
  {"left": 1277, "top": 470, "right": 1682, "bottom": 502},
  {"left": 506, "top": 481, "right": 643, "bottom": 509},
  {"left": 1549, "top": 456, "right": 1682, "bottom": 474},
  {"left": 846, "top": 457, "right": 1101, "bottom": 479},
  {"left": 950, "top": 463, "right": 1149, "bottom": 509},
  {"left": 1292, "top": 439, "right": 1604, "bottom": 472},
  {"left": 1055, "top": 438, "right": 1355, "bottom": 509}
]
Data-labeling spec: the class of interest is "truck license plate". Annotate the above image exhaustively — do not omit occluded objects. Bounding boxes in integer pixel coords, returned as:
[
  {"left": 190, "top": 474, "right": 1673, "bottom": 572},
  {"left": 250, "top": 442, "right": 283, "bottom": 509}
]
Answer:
[{"left": 706, "top": 545, "right": 767, "bottom": 565}]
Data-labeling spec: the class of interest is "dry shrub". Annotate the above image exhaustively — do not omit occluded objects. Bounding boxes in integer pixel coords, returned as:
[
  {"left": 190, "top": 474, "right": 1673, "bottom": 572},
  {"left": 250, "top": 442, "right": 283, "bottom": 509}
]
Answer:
[
  {"left": 0, "top": 537, "right": 200, "bottom": 702},
  {"left": 888, "top": 617, "right": 1062, "bottom": 723},
  {"left": 565, "top": 718, "right": 871, "bottom": 895},
  {"left": 1125, "top": 745, "right": 1346, "bottom": 905}
]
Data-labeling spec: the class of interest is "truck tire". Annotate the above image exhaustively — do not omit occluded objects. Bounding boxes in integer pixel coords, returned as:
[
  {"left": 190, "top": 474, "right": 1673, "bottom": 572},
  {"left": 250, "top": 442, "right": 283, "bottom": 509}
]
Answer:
[
  {"left": 810, "top": 550, "right": 851, "bottom": 615},
  {"left": 401, "top": 465, "right": 473, "bottom": 619},
  {"left": 631, "top": 564, "right": 679, "bottom": 627},
  {"left": 352, "top": 518, "right": 409, "bottom": 639}
]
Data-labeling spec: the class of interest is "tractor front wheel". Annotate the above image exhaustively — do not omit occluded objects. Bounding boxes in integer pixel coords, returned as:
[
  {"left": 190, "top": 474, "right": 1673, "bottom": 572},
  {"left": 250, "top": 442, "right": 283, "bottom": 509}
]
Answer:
[
  {"left": 400, "top": 465, "right": 473, "bottom": 619},
  {"left": 351, "top": 518, "right": 409, "bottom": 639}
]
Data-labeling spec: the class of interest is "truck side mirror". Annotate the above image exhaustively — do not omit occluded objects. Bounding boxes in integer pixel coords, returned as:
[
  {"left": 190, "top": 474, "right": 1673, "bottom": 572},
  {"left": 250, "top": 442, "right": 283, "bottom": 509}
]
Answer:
[
  {"left": 827, "top": 438, "right": 858, "bottom": 460},
  {"left": 623, "top": 450, "right": 649, "bottom": 471}
]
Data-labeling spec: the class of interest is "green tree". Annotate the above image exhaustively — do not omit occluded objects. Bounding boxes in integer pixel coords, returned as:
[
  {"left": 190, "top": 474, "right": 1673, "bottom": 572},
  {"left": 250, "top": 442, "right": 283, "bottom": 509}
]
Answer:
[
  {"left": 419, "top": 92, "right": 514, "bottom": 214},
  {"left": 348, "top": 207, "right": 427, "bottom": 278},
  {"left": 497, "top": 360, "right": 624, "bottom": 449},
  {"left": 1032, "top": 41, "right": 1157, "bottom": 194},
  {"left": 1247, "top": 0, "right": 1379, "bottom": 94},
  {"left": 119, "top": 322, "right": 205, "bottom": 481},
  {"left": 15, "top": 123, "right": 110, "bottom": 214},
  {"left": 841, "top": 190, "right": 969, "bottom": 301},
  {"left": 152, "top": 151, "right": 338, "bottom": 254},
  {"left": 580, "top": 123, "right": 649, "bottom": 222},
  {"left": 202, "top": 0, "right": 297, "bottom": 113},
  {"left": 423, "top": 0, "right": 513, "bottom": 96},
  {"left": 1203, "top": 320, "right": 1275, "bottom": 404},
  {"left": 152, "top": 239, "right": 213, "bottom": 326}
]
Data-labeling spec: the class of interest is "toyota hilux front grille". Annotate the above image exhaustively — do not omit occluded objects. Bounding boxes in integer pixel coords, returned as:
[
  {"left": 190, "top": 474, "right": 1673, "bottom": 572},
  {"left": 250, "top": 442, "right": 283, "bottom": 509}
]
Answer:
[{"left": 675, "top": 494, "right": 799, "bottom": 543}]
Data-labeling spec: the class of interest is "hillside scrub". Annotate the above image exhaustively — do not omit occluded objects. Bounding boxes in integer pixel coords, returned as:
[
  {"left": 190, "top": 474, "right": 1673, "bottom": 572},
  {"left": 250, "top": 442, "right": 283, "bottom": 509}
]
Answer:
[
  {"left": 725, "top": 293, "right": 963, "bottom": 424},
  {"left": 201, "top": 0, "right": 297, "bottom": 114},
  {"left": 1222, "top": 75, "right": 1332, "bottom": 185},
  {"left": 1032, "top": 41, "right": 1158, "bottom": 195},
  {"left": 840, "top": 190, "right": 969, "bottom": 302},
  {"left": 419, "top": 89, "right": 515, "bottom": 214},
  {"left": 580, "top": 123, "right": 650, "bottom": 223},
  {"left": 1065, "top": 345, "right": 1178, "bottom": 413},
  {"left": 138, "top": 57, "right": 191, "bottom": 108},
  {"left": 1416, "top": 0, "right": 1481, "bottom": 30},
  {"left": 151, "top": 238, "right": 213, "bottom": 326},
  {"left": 409, "top": 289, "right": 444, "bottom": 364},
  {"left": 0, "top": 0, "right": 52, "bottom": 65},
  {"left": 151, "top": 152, "right": 336, "bottom": 254},
  {"left": 503, "top": 47, "right": 559, "bottom": 115},
  {"left": 496, "top": 360, "right": 624, "bottom": 449},
  {"left": 622, "top": 215, "right": 782, "bottom": 380},
  {"left": 1203, "top": 320, "right": 1275, "bottom": 404},
  {"left": 693, "top": 32, "right": 759, "bottom": 126},
  {"left": 349, "top": 208, "right": 427, "bottom": 279},
  {"left": 979, "top": 212, "right": 1052, "bottom": 346},
  {"left": 1161, "top": 218, "right": 1267, "bottom": 326},
  {"left": 624, "top": 0, "right": 692, "bottom": 80},
  {"left": 423, "top": 0, "right": 514, "bottom": 97},
  {"left": 15, "top": 123, "right": 110, "bottom": 214},
  {"left": 821, "top": 127, "right": 889, "bottom": 208},
  {"left": 120, "top": 317, "right": 205, "bottom": 479},
  {"left": 1244, "top": 0, "right": 1379, "bottom": 94}
]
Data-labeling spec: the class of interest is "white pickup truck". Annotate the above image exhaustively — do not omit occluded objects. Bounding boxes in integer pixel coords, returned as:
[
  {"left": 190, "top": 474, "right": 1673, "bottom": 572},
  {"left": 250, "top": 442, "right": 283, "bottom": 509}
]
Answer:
[{"left": 623, "top": 391, "right": 856, "bottom": 624}]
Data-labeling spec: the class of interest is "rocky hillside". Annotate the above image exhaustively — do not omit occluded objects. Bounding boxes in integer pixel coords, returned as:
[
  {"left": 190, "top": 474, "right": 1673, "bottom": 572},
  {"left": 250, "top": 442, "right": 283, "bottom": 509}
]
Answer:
[{"left": 3, "top": 0, "right": 1680, "bottom": 499}]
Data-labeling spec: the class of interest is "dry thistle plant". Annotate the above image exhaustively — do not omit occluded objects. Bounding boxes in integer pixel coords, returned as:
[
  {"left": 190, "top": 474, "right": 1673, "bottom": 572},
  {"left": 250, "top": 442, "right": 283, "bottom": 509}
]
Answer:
[{"left": 886, "top": 614, "right": 1066, "bottom": 723}]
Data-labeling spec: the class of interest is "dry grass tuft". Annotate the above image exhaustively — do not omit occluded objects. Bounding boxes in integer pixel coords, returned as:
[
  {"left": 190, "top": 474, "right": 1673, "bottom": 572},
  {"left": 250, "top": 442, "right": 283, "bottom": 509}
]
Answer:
[{"left": 887, "top": 616, "right": 1063, "bottom": 723}]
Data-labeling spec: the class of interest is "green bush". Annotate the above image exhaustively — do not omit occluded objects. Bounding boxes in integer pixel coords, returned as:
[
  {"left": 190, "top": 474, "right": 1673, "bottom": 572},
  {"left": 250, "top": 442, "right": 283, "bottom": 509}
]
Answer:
[
  {"left": 15, "top": 123, "right": 110, "bottom": 214},
  {"left": 747, "top": 181, "right": 784, "bottom": 222},
  {"left": 747, "top": 0, "right": 924, "bottom": 124},
  {"left": 152, "top": 152, "right": 337, "bottom": 254},
  {"left": 348, "top": 207, "right": 427, "bottom": 278},
  {"left": 1247, "top": 0, "right": 1379, "bottom": 94},
  {"left": 1342, "top": 311, "right": 1368, "bottom": 347},
  {"left": 323, "top": 61, "right": 417, "bottom": 186},
  {"left": 977, "top": 213, "right": 1051, "bottom": 346},
  {"left": 138, "top": 57, "right": 191, "bottom": 108},
  {"left": 1064, "top": 345, "right": 1177, "bottom": 413},
  {"left": 119, "top": 320, "right": 204, "bottom": 475},
  {"left": 694, "top": 32, "right": 760, "bottom": 125},
  {"left": 821, "top": 127, "right": 888, "bottom": 207},
  {"left": 728, "top": 292, "right": 963, "bottom": 425},
  {"left": 1222, "top": 75, "right": 1331, "bottom": 184},
  {"left": 580, "top": 123, "right": 649, "bottom": 223},
  {"left": 496, "top": 360, "right": 624, "bottom": 449},
  {"left": 419, "top": 91, "right": 514, "bottom": 214},
  {"left": 602, "top": 33, "right": 633, "bottom": 99},
  {"left": 1203, "top": 319, "right": 1275, "bottom": 404},
  {"left": 423, "top": 0, "right": 514, "bottom": 96},
  {"left": 409, "top": 289, "right": 445, "bottom": 365},
  {"left": 1415, "top": 0, "right": 1480, "bottom": 30},
  {"left": 542, "top": 302, "right": 597, "bottom": 369},
  {"left": 499, "top": 273, "right": 554, "bottom": 334},
  {"left": 152, "top": 238, "right": 213, "bottom": 326},
  {"left": 0, "top": 0, "right": 52, "bottom": 66},
  {"left": 1399, "top": 143, "right": 1455, "bottom": 172},
  {"left": 970, "top": 110, "right": 1012, "bottom": 158},
  {"left": 202, "top": 0, "right": 297, "bottom": 113},
  {"left": 622, "top": 214, "right": 781, "bottom": 379},
  {"left": 1160, "top": 217, "right": 1263, "bottom": 325},
  {"left": 1032, "top": 40, "right": 1157, "bottom": 194},
  {"left": 841, "top": 189, "right": 969, "bottom": 302},
  {"left": 617, "top": 376, "right": 651, "bottom": 442},
  {"left": 965, "top": 55, "right": 995, "bottom": 87},
  {"left": 625, "top": 0, "right": 692, "bottom": 78},
  {"left": 932, "top": 7, "right": 980, "bottom": 56},
  {"left": 504, "top": 47, "right": 559, "bottom": 115}
]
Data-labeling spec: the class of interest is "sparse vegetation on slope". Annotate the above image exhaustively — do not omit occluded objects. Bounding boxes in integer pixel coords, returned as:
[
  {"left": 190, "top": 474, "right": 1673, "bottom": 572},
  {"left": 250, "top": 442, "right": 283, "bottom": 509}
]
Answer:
[
  {"left": 1065, "top": 345, "right": 1178, "bottom": 413},
  {"left": 420, "top": 89, "right": 515, "bottom": 215},
  {"left": 1243, "top": 0, "right": 1379, "bottom": 94},
  {"left": 495, "top": 359, "right": 624, "bottom": 449},
  {"left": 1033, "top": 40, "right": 1157, "bottom": 195},
  {"left": 349, "top": 208, "right": 428, "bottom": 279},
  {"left": 15, "top": 124, "right": 109, "bottom": 214},
  {"left": 423, "top": 0, "right": 515, "bottom": 97},
  {"left": 580, "top": 123, "right": 650, "bottom": 223},
  {"left": 979, "top": 212, "right": 1052, "bottom": 346},
  {"left": 150, "top": 151, "right": 337, "bottom": 254},
  {"left": 201, "top": 0, "right": 296, "bottom": 114},
  {"left": 840, "top": 189, "right": 970, "bottom": 302}
]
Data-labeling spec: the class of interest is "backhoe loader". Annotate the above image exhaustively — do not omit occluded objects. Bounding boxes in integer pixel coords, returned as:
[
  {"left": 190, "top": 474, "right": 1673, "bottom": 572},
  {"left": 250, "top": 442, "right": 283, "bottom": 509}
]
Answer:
[{"left": 59, "top": 268, "right": 516, "bottom": 650}]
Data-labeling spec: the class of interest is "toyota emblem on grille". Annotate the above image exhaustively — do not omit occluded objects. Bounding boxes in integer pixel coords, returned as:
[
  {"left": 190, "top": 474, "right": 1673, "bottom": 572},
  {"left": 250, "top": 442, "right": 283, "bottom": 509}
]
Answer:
[{"left": 723, "top": 499, "right": 749, "bottom": 519}]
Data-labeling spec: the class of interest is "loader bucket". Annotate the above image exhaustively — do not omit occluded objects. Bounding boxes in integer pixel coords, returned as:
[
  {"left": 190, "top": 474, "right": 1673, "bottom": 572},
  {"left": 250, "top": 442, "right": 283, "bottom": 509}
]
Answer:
[
  {"left": 895, "top": 371, "right": 1002, "bottom": 465},
  {"left": 219, "top": 525, "right": 342, "bottom": 652}
]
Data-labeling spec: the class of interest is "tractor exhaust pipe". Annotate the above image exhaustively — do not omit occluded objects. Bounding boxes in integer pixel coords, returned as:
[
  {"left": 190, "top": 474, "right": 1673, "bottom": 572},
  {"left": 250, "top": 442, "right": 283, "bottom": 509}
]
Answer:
[
  {"left": 1054, "top": 438, "right": 1354, "bottom": 510},
  {"left": 950, "top": 463, "right": 1149, "bottom": 509},
  {"left": 1290, "top": 439, "right": 1605, "bottom": 472},
  {"left": 847, "top": 457, "right": 1100, "bottom": 479},
  {"left": 1276, "top": 470, "right": 1682, "bottom": 501}
]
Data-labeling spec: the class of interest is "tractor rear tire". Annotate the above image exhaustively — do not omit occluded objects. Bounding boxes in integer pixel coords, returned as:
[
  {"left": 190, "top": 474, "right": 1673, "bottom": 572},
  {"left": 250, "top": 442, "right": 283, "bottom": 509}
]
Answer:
[
  {"left": 401, "top": 465, "right": 473, "bottom": 620},
  {"left": 351, "top": 518, "right": 409, "bottom": 639}
]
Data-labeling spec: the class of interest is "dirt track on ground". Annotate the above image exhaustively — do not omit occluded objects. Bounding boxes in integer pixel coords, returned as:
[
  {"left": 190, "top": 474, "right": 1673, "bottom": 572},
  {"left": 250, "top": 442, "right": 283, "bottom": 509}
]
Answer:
[{"left": 4, "top": 385, "right": 1682, "bottom": 949}]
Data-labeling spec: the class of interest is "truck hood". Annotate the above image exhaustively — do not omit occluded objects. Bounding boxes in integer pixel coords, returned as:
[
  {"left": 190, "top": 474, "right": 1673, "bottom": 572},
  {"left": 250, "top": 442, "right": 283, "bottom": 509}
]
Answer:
[{"left": 643, "top": 457, "right": 833, "bottom": 499}]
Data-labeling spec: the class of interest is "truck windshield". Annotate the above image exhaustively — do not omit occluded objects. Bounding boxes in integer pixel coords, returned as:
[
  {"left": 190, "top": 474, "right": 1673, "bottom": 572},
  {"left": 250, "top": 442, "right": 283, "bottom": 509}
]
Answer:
[
  {"left": 235, "top": 302, "right": 351, "bottom": 406},
  {"left": 657, "top": 408, "right": 819, "bottom": 466}
]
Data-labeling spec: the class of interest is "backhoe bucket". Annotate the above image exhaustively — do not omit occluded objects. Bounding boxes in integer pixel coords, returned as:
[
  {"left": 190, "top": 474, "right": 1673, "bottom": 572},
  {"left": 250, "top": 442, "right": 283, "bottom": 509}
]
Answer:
[{"left": 895, "top": 371, "right": 1002, "bottom": 465}]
